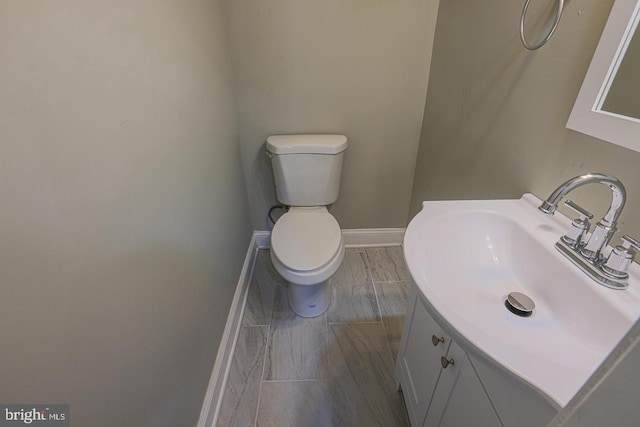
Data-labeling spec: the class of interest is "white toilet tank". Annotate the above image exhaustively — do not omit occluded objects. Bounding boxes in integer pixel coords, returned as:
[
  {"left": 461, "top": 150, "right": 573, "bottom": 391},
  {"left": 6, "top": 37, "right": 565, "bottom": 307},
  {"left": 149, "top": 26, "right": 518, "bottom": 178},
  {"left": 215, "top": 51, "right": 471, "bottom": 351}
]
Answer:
[{"left": 266, "top": 134, "right": 348, "bottom": 206}]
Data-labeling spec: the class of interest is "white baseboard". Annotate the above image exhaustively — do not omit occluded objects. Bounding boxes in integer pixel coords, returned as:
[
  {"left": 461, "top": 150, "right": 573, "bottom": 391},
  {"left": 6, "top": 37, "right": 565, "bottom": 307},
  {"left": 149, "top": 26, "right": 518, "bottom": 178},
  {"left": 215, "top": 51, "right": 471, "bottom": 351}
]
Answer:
[
  {"left": 254, "top": 230, "right": 271, "bottom": 249},
  {"left": 342, "top": 228, "right": 405, "bottom": 247},
  {"left": 253, "top": 228, "right": 405, "bottom": 249},
  {"left": 196, "top": 227, "right": 405, "bottom": 426},
  {"left": 197, "top": 232, "right": 260, "bottom": 427}
]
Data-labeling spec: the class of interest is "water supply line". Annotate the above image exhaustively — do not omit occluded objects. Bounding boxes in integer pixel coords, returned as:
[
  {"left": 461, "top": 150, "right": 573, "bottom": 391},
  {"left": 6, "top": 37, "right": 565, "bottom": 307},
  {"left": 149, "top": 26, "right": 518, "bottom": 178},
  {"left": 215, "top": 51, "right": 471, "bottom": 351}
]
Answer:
[
  {"left": 268, "top": 204, "right": 289, "bottom": 224},
  {"left": 520, "top": 0, "right": 565, "bottom": 50}
]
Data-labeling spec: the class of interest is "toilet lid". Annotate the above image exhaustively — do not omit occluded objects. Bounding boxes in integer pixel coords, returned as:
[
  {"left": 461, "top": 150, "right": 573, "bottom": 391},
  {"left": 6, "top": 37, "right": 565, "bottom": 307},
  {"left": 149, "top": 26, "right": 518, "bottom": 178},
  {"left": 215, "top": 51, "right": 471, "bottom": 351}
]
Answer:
[{"left": 271, "top": 208, "right": 342, "bottom": 272}]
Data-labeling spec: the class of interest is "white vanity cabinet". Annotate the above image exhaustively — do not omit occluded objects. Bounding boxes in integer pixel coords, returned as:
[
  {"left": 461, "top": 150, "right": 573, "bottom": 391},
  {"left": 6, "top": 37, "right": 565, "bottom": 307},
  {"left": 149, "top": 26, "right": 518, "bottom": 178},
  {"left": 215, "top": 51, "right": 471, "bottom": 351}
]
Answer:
[{"left": 396, "top": 283, "right": 558, "bottom": 427}]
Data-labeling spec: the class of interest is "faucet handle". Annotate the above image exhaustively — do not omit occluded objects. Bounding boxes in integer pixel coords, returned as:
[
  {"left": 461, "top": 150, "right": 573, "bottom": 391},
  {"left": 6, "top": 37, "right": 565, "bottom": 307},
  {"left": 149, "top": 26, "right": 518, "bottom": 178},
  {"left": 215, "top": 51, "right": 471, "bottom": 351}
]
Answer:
[
  {"left": 564, "top": 200, "right": 594, "bottom": 220},
  {"left": 561, "top": 200, "right": 593, "bottom": 249},
  {"left": 602, "top": 235, "right": 640, "bottom": 279},
  {"left": 622, "top": 235, "right": 640, "bottom": 252}
]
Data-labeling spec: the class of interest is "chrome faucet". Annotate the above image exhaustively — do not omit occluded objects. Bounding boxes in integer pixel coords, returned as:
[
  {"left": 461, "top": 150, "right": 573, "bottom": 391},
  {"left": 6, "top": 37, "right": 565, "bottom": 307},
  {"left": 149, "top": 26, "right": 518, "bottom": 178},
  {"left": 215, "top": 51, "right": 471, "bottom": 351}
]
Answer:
[
  {"left": 539, "top": 173, "right": 626, "bottom": 261},
  {"left": 539, "top": 173, "right": 638, "bottom": 290}
]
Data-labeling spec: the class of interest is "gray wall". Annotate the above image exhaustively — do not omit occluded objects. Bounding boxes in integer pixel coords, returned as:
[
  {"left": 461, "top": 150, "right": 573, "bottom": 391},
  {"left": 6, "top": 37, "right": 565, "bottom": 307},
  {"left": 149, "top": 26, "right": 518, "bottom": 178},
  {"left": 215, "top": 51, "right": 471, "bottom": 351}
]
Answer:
[
  {"left": 0, "top": 1, "right": 250, "bottom": 426},
  {"left": 225, "top": 0, "right": 440, "bottom": 230},
  {"left": 410, "top": 0, "right": 640, "bottom": 238}
]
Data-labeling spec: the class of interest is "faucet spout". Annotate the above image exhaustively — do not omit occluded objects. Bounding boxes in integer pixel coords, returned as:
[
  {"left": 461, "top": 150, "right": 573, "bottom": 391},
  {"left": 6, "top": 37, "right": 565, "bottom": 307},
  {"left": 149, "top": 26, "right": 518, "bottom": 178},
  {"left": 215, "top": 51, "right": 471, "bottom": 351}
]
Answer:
[{"left": 539, "top": 173, "right": 626, "bottom": 226}]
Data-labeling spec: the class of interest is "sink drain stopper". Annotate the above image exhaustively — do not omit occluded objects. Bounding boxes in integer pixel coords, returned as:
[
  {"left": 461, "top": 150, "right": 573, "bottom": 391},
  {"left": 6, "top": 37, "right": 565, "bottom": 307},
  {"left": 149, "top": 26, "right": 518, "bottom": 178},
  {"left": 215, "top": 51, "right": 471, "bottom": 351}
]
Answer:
[{"left": 505, "top": 292, "right": 535, "bottom": 317}]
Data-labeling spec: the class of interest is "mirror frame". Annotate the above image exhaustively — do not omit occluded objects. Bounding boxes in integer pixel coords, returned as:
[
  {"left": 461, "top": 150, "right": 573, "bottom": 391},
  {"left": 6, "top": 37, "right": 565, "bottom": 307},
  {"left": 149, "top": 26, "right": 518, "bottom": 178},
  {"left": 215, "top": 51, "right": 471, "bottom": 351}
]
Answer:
[{"left": 567, "top": 0, "right": 640, "bottom": 153}]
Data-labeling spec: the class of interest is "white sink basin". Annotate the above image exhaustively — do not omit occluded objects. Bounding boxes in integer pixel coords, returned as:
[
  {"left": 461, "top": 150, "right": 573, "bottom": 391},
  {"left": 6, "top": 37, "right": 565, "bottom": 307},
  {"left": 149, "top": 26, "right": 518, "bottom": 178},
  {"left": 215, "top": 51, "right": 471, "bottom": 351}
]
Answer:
[{"left": 404, "top": 193, "right": 640, "bottom": 407}]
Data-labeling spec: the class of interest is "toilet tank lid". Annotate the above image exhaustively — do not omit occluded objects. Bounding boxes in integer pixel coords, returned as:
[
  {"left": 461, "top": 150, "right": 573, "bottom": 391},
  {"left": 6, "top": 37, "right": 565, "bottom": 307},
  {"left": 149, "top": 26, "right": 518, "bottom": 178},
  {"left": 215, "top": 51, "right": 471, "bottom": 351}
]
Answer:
[{"left": 266, "top": 134, "right": 348, "bottom": 155}]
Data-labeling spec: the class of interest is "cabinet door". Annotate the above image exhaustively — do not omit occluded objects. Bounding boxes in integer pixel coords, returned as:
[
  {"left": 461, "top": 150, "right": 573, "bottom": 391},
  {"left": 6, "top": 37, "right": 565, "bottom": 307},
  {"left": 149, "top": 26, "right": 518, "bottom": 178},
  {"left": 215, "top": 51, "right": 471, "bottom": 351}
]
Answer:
[
  {"left": 424, "top": 342, "right": 503, "bottom": 427},
  {"left": 397, "top": 287, "right": 450, "bottom": 426},
  {"left": 468, "top": 354, "right": 557, "bottom": 427}
]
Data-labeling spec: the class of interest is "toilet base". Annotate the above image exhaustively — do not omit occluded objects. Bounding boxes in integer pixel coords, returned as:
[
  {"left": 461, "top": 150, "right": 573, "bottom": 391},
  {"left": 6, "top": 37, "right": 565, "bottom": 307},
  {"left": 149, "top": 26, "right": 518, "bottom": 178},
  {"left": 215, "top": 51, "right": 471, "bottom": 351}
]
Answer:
[{"left": 288, "top": 280, "right": 330, "bottom": 318}]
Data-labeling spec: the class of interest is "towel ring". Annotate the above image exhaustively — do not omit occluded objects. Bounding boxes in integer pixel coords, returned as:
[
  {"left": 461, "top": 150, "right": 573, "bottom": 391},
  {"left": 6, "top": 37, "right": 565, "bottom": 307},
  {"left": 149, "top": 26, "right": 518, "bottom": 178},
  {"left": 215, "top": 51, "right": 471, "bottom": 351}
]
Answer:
[{"left": 520, "top": 0, "right": 565, "bottom": 50}]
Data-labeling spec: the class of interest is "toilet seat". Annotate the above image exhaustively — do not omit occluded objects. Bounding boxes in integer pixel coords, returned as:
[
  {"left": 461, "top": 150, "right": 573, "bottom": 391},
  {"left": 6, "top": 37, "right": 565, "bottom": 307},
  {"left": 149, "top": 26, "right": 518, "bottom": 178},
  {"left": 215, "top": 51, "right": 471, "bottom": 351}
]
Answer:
[
  {"left": 271, "top": 207, "right": 343, "bottom": 285},
  {"left": 271, "top": 206, "right": 342, "bottom": 272}
]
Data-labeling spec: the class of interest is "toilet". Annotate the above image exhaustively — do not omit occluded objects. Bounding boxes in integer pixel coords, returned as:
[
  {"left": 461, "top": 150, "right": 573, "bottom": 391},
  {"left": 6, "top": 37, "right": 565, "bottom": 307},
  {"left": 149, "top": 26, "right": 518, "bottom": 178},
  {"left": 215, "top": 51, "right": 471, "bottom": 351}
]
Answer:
[{"left": 266, "top": 134, "right": 348, "bottom": 317}]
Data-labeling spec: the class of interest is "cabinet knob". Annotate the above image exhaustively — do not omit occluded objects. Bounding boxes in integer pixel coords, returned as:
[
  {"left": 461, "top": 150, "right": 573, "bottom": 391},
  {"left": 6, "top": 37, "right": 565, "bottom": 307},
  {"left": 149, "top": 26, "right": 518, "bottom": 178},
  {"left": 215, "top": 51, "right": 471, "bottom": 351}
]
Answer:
[
  {"left": 441, "top": 356, "right": 455, "bottom": 369},
  {"left": 431, "top": 335, "right": 445, "bottom": 346}
]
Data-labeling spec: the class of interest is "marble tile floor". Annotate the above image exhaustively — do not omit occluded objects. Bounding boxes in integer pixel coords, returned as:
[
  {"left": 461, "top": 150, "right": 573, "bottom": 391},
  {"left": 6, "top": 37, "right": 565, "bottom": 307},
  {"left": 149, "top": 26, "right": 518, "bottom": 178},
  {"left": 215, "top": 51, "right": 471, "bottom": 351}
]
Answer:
[{"left": 217, "top": 247, "right": 412, "bottom": 427}]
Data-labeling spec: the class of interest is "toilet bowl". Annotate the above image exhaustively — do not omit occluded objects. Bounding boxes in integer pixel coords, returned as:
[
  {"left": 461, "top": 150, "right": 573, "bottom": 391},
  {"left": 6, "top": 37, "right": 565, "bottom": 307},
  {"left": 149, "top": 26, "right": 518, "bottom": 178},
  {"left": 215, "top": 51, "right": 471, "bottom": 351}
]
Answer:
[{"left": 270, "top": 206, "right": 344, "bottom": 317}]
